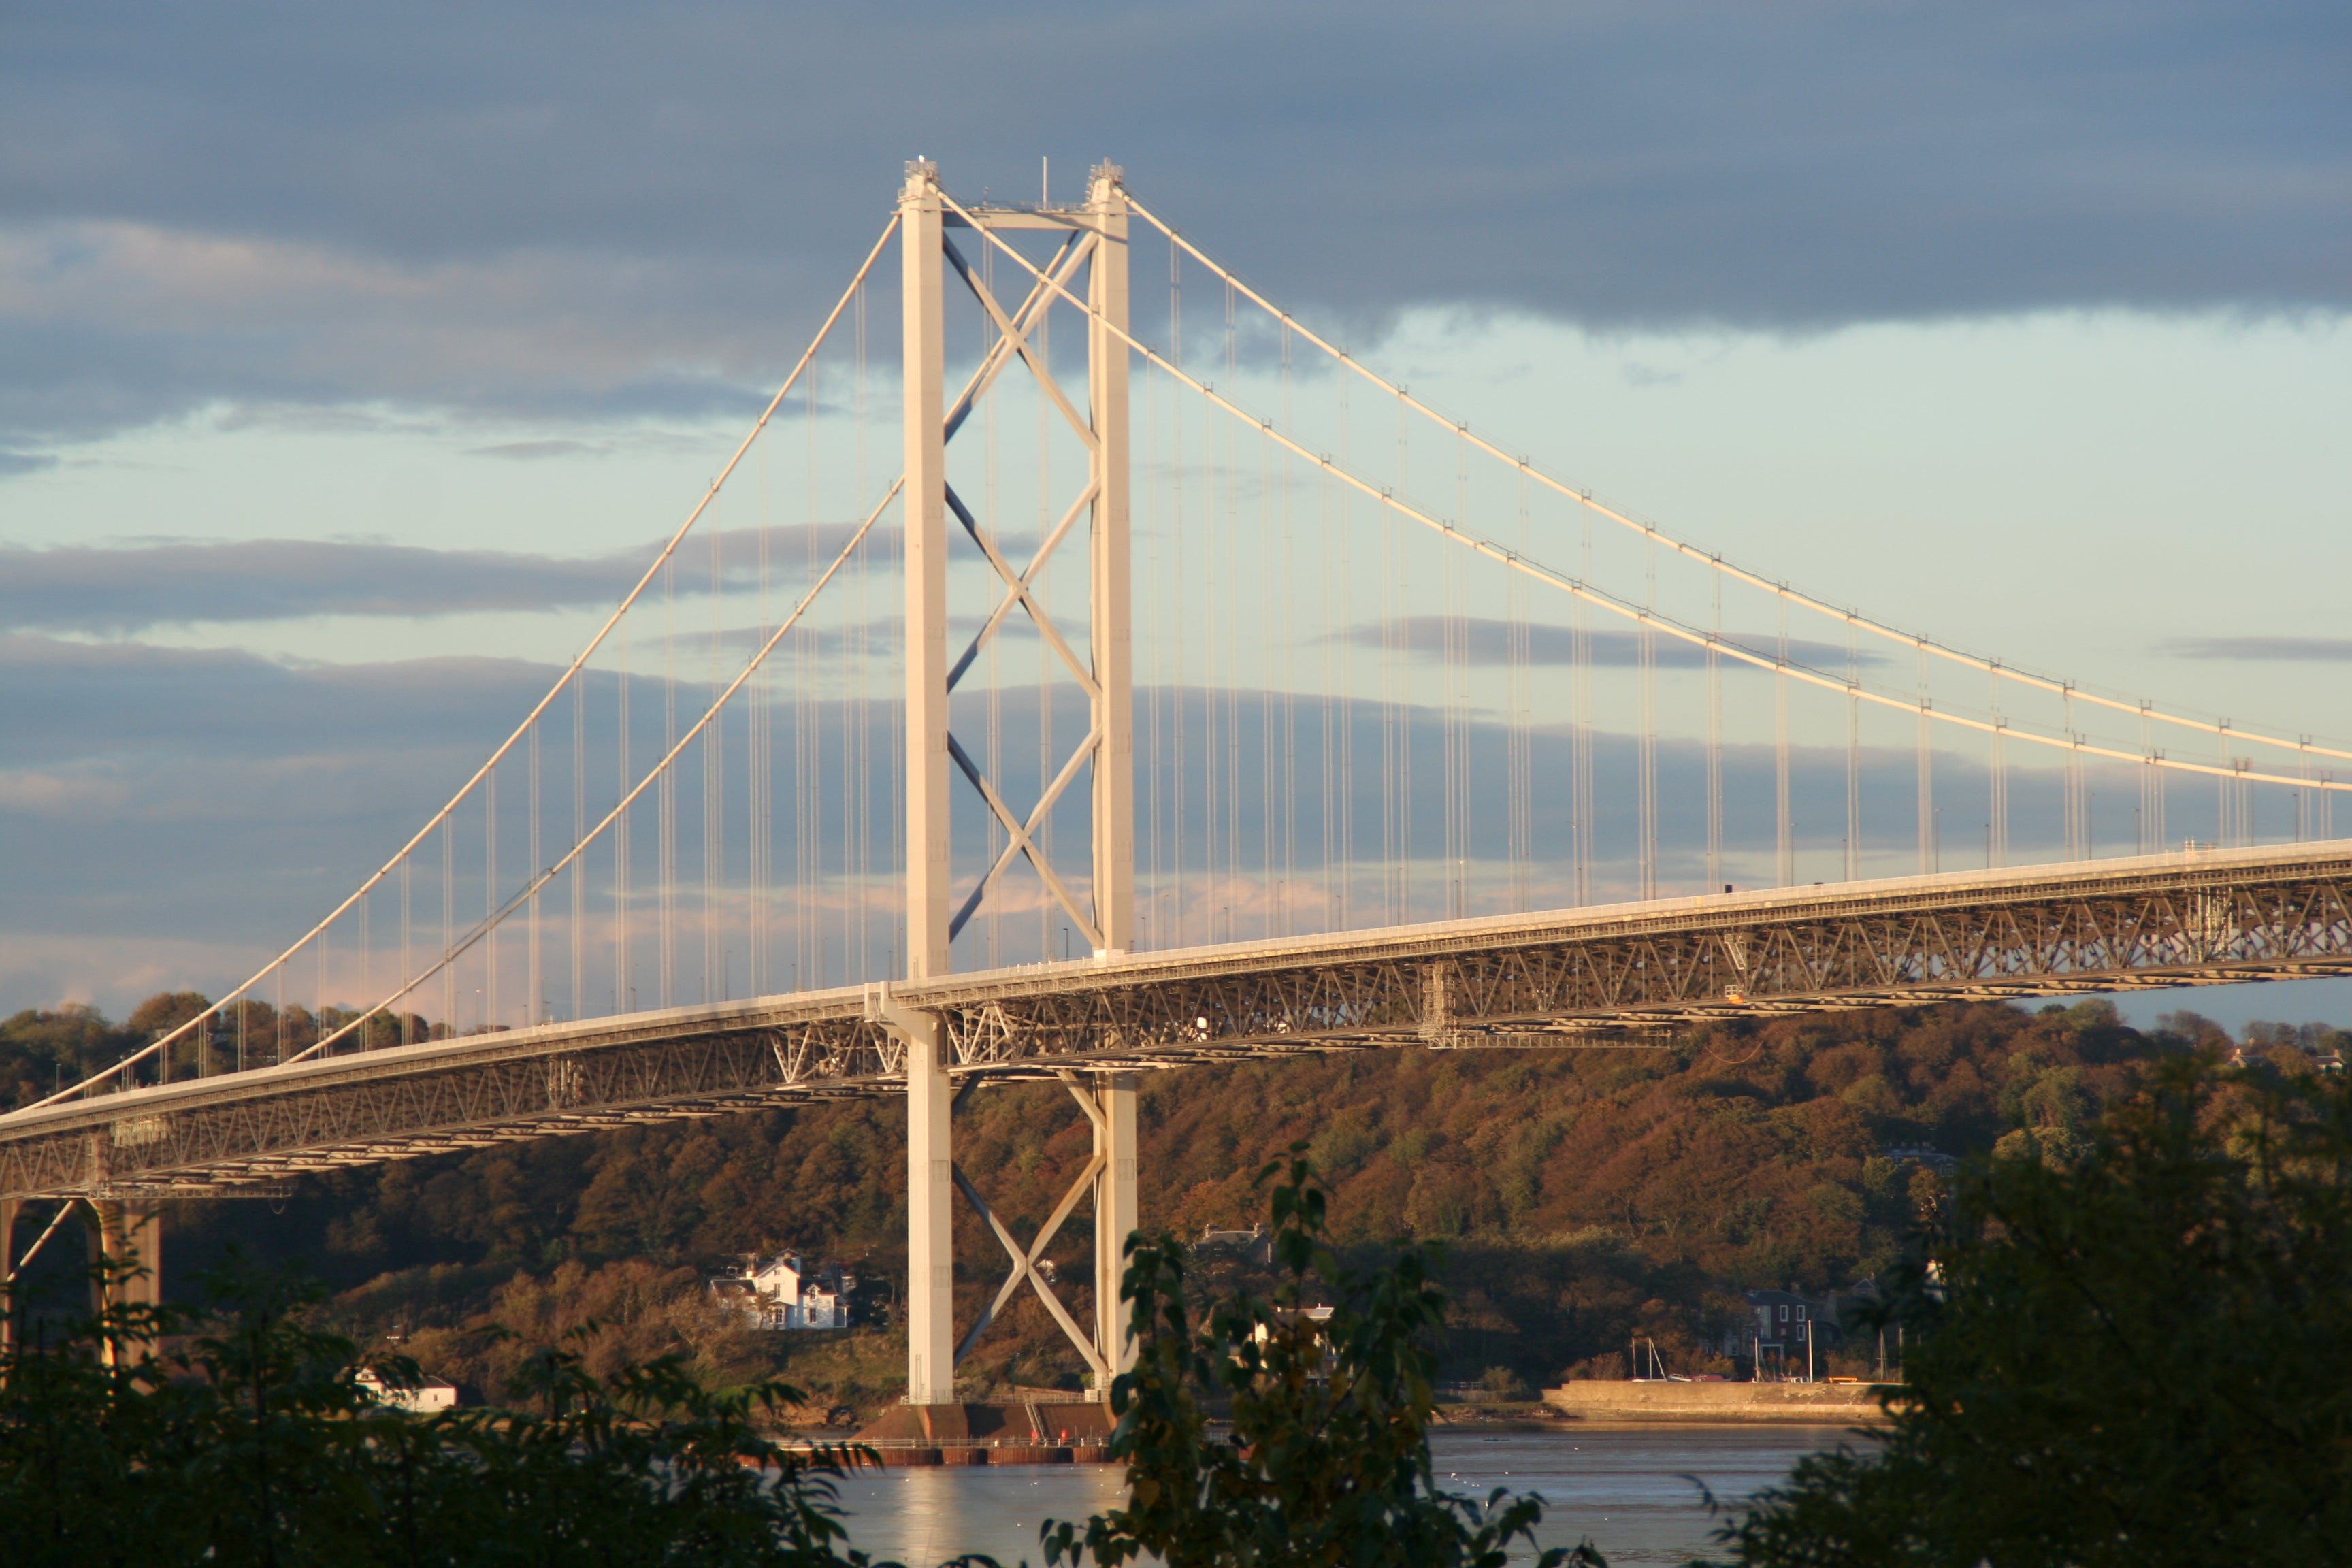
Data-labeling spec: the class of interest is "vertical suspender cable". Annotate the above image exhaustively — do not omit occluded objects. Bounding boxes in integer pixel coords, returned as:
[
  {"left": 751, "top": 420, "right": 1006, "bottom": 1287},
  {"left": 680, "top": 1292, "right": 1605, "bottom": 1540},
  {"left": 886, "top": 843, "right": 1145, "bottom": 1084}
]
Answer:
[
  {"left": 1318, "top": 370, "right": 1338, "bottom": 928},
  {"left": 1143, "top": 343, "right": 1162, "bottom": 947},
  {"left": 1989, "top": 668, "right": 2008, "bottom": 869},
  {"left": 1170, "top": 245, "right": 1189, "bottom": 945},
  {"left": 2219, "top": 724, "right": 2236, "bottom": 849},
  {"left": 1916, "top": 646, "right": 1933, "bottom": 875},
  {"left": 885, "top": 312, "right": 904, "bottom": 979},
  {"left": 617, "top": 617, "right": 633, "bottom": 1010},
  {"left": 485, "top": 768, "right": 498, "bottom": 1026},
  {"left": 1231, "top": 284, "right": 1253, "bottom": 934},
  {"left": 1637, "top": 536, "right": 1657, "bottom": 900},
  {"left": 1213, "top": 291, "right": 1232, "bottom": 930},
  {"left": 1844, "top": 623, "right": 1861, "bottom": 881},
  {"left": 442, "top": 819, "right": 455, "bottom": 1032},
  {"left": 1508, "top": 468, "right": 1533, "bottom": 912},
  {"left": 399, "top": 855, "right": 412, "bottom": 1044},
  {"left": 1775, "top": 603, "right": 1793, "bottom": 887},
  {"left": 984, "top": 244, "right": 1004, "bottom": 965},
  {"left": 1232, "top": 282, "right": 1251, "bottom": 930},
  {"left": 751, "top": 438, "right": 769, "bottom": 996},
  {"left": 799, "top": 361, "right": 818, "bottom": 987},
  {"left": 837, "top": 395, "right": 853, "bottom": 980},
  {"left": 1038, "top": 290, "right": 1057, "bottom": 960},
  {"left": 1337, "top": 366, "right": 1355, "bottom": 930},
  {"left": 572, "top": 665, "right": 585, "bottom": 1019},
  {"left": 1573, "top": 511, "right": 1595, "bottom": 905},
  {"left": 2065, "top": 689, "right": 2085, "bottom": 858},
  {"left": 529, "top": 718, "right": 541, "bottom": 1022},
  {"left": 1263, "top": 387, "right": 1281, "bottom": 934},
  {"left": 1386, "top": 386, "right": 1410, "bottom": 924},
  {"left": 358, "top": 889, "right": 370, "bottom": 1053},
  {"left": 1268, "top": 360, "right": 1286, "bottom": 935},
  {"left": 1280, "top": 330, "right": 1298, "bottom": 934},
  {"left": 659, "top": 553, "right": 676, "bottom": 1007},
  {"left": 1378, "top": 477, "right": 1399, "bottom": 923},
  {"left": 1706, "top": 566, "right": 1722, "bottom": 894},
  {"left": 708, "top": 489, "right": 725, "bottom": 1000},
  {"left": 1439, "top": 425, "right": 1458, "bottom": 921},
  {"left": 853, "top": 277, "right": 870, "bottom": 979},
  {"left": 314, "top": 917, "right": 327, "bottom": 1063}
]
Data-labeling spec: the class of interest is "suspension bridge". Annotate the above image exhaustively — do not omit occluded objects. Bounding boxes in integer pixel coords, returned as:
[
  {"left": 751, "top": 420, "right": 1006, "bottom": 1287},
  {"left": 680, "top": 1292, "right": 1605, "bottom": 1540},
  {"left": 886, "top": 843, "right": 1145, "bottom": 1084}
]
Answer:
[{"left": 5, "top": 161, "right": 2350, "bottom": 1395}]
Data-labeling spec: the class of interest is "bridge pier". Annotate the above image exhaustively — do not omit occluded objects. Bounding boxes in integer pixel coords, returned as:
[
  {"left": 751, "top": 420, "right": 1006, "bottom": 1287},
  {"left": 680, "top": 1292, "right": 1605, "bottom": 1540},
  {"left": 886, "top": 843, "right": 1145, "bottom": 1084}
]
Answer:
[
  {"left": 1090, "top": 1073, "right": 1137, "bottom": 1386},
  {"left": 88, "top": 1200, "right": 161, "bottom": 1365},
  {"left": 875, "top": 967, "right": 1140, "bottom": 1405},
  {"left": 0, "top": 1198, "right": 159, "bottom": 1362},
  {"left": 904, "top": 1019, "right": 957, "bottom": 1405},
  {"left": 1, "top": 1196, "right": 17, "bottom": 1354}
]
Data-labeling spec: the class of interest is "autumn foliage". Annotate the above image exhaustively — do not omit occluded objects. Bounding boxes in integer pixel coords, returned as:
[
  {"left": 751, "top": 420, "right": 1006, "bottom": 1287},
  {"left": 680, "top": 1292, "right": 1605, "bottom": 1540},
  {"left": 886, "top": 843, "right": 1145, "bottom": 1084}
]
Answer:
[{"left": 7, "top": 992, "right": 2338, "bottom": 1401}]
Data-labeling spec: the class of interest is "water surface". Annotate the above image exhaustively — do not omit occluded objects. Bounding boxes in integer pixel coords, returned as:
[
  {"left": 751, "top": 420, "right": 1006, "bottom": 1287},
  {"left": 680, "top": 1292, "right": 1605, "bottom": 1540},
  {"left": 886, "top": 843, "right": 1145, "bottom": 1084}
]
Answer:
[{"left": 832, "top": 1425, "right": 1858, "bottom": 1565}]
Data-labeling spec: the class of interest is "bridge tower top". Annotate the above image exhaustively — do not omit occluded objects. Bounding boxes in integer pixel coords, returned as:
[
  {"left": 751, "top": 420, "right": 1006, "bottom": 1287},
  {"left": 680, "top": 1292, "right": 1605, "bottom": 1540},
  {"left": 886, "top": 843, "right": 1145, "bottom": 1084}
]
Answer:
[{"left": 898, "top": 160, "right": 1134, "bottom": 982}]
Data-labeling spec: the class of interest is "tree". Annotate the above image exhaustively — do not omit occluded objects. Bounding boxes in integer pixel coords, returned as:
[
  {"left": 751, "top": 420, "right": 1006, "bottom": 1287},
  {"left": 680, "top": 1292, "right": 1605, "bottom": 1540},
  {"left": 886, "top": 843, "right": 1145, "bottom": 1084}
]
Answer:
[
  {"left": 1043, "top": 1151, "right": 1603, "bottom": 1568},
  {"left": 0, "top": 1258, "right": 890, "bottom": 1567},
  {"left": 1711, "top": 1055, "right": 2352, "bottom": 1566}
]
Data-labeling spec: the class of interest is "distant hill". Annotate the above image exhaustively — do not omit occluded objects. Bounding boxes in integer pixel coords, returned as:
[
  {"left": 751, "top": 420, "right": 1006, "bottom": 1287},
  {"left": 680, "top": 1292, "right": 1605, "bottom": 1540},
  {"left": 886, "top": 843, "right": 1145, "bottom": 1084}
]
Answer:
[{"left": 8, "top": 992, "right": 2339, "bottom": 1407}]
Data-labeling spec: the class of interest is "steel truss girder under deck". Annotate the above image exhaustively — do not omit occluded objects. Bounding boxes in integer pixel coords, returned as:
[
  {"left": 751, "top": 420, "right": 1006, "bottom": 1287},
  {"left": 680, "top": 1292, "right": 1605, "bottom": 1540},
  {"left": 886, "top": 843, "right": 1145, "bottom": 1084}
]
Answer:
[{"left": 6, "top": 843, "right": 2352, "bottom": 1200}]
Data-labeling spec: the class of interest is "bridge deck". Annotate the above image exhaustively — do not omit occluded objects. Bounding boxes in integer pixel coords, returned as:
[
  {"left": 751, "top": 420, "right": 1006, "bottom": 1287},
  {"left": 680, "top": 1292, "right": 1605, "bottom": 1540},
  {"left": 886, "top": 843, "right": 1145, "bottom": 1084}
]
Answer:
[{"left": 7, "top": 841, "right": 2351, "bottom": 1198}]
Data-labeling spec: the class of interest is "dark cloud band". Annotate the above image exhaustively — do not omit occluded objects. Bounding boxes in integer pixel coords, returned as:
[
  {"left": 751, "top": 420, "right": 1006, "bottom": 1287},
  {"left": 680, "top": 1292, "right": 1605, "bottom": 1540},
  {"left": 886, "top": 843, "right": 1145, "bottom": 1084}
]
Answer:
[
  {"left": 0, "top": 525, "right": 864, "bottom": 634},
  {"left": 1343, "top": 616, "right": 1880, "bottom": 671},
  {"left": 0, "top": 1, "right": 2345, "bottom": 453}
]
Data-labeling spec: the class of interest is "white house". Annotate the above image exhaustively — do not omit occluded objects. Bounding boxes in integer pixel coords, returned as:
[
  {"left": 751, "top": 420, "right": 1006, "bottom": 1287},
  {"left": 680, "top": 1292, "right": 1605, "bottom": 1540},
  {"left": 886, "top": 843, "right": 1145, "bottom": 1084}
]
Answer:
[
  {"left": 706, "top": 1252, "right": 858, "bottom": 1330},
  {"left": 355, "top": 1369, "right": 460, "bottom": 1414}
]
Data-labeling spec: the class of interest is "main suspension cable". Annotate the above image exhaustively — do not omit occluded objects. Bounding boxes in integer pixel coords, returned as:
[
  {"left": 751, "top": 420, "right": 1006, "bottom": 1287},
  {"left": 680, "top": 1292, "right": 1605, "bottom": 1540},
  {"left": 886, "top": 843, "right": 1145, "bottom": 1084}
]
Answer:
[
  {"left": 941, "top": 186, "right": 2352, "bottom": 801},
  {"left": 1122, "top": 195, "right": 2352, "bottom": 767},
  {"left": 20, "top": 214, "right": 906, "bottom": 1113},
  {"left": 275, "top": 476, "right": 907, "bottom": 1067}
]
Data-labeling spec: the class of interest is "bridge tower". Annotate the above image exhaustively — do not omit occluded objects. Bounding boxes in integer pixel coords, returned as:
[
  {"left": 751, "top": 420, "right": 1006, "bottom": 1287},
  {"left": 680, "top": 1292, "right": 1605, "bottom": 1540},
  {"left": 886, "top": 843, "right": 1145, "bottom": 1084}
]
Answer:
[{"left": 892, "top": 159, "right": 1137, "bottom": 1407}]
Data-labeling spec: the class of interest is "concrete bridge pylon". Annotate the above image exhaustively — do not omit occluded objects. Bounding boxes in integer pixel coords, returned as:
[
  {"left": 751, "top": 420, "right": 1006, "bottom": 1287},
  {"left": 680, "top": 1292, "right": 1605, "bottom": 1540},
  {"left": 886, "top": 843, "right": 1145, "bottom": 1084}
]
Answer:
[{"left": 882, "top": 157, "right": 1139, "bottom": 1406}]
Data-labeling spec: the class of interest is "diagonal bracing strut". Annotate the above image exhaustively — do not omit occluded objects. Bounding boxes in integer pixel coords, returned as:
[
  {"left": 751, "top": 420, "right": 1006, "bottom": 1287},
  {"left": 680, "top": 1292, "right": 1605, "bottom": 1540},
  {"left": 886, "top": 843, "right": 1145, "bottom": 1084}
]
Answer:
[{"left": 944, "top": 1075, "right": 1113, "bottom": 1380}]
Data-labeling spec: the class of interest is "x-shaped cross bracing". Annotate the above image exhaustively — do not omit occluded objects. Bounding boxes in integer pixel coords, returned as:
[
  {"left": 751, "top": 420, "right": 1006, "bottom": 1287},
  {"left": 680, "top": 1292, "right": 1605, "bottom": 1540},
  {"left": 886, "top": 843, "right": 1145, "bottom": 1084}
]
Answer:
[
  {"left": 947, "top": 1074, "right": 1111, "bottom": 1382},
  {"left": 937, "top": 227, "right": 1112, "bottom": 951}
]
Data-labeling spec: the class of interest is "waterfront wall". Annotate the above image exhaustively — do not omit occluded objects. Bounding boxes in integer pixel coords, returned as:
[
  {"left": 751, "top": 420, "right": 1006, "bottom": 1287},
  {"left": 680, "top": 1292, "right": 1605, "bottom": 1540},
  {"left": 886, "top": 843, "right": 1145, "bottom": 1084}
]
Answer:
[{"left": 1541, "top": 1380, "right": 1895, "bottom": 1424}]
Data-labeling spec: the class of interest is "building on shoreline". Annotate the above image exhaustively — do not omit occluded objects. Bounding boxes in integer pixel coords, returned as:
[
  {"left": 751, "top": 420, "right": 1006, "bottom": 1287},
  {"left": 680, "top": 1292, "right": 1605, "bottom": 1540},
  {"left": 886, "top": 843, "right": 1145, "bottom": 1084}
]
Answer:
[{"left": 706, "top": 1252, "right": 857, "bottom": 1330}]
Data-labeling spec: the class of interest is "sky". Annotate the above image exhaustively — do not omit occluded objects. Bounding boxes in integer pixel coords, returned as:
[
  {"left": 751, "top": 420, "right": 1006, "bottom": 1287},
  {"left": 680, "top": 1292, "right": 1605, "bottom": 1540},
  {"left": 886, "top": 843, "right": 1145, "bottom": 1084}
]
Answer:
[{"left": 2, "top": 0, "right": 2349, "bottom": 1032}]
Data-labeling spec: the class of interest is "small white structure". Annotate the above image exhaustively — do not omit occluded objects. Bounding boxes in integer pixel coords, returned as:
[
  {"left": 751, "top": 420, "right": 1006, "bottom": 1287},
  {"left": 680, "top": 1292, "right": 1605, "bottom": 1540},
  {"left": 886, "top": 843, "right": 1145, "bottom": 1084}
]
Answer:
[
  {"left": 356, "top": 1369, "right": 460, "bottom": 1414},
  {"left": 1198, "top": 1222, "right": 1273, "bottom": 1264},
  {"left": 706, "top": 1252, "right": 857, "bottom": 1330}
]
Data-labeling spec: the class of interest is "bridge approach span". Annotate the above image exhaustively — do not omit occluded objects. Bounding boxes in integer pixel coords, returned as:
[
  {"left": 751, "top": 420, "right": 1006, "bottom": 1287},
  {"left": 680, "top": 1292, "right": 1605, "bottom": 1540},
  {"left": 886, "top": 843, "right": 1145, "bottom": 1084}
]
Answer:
[{"left": 5, "top": 840, "right": 2351, "bottom": 1201}]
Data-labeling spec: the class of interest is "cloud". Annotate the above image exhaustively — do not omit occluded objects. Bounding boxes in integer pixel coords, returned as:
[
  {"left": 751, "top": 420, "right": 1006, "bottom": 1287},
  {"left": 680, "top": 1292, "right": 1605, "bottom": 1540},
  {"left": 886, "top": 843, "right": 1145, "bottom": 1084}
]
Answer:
[
  {"left": 2172, "top": 636, "right": 2352, "bottom": 663},
  {"left": 0, "top": 524, "right": 867, "bottom": 634},
  {"left": 1343, "top": 616, "right": 1880, "bottom": 671},
  {"left": 0, "top": 634, "right": 552, "bottom": 768},
  {"left": 0, "top": 1, "right": 2345, "bottom": 449},
  {"left": 0, "top": 218, "right": 787, "bottom": 444},
  {"left": 0, "top": 766, "right": 129, "bottom": 815},
  {"left": 466, "top": 438, "right": 607, "bottom": 461}
]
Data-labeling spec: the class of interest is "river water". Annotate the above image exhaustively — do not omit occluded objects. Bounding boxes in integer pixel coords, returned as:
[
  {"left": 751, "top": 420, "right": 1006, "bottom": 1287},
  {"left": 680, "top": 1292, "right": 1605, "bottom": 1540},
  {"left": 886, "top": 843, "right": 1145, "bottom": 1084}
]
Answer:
[{"left": 832, "top": 1425, "right": 1857, "bottom": 1566}]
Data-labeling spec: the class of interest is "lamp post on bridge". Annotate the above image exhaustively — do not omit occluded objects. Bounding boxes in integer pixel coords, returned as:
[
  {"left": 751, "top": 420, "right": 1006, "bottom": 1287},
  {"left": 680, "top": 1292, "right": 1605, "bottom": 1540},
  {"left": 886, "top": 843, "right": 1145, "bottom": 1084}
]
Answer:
[{"left": 883, "top": 157, "right": 1139, "bottom": 1410}]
